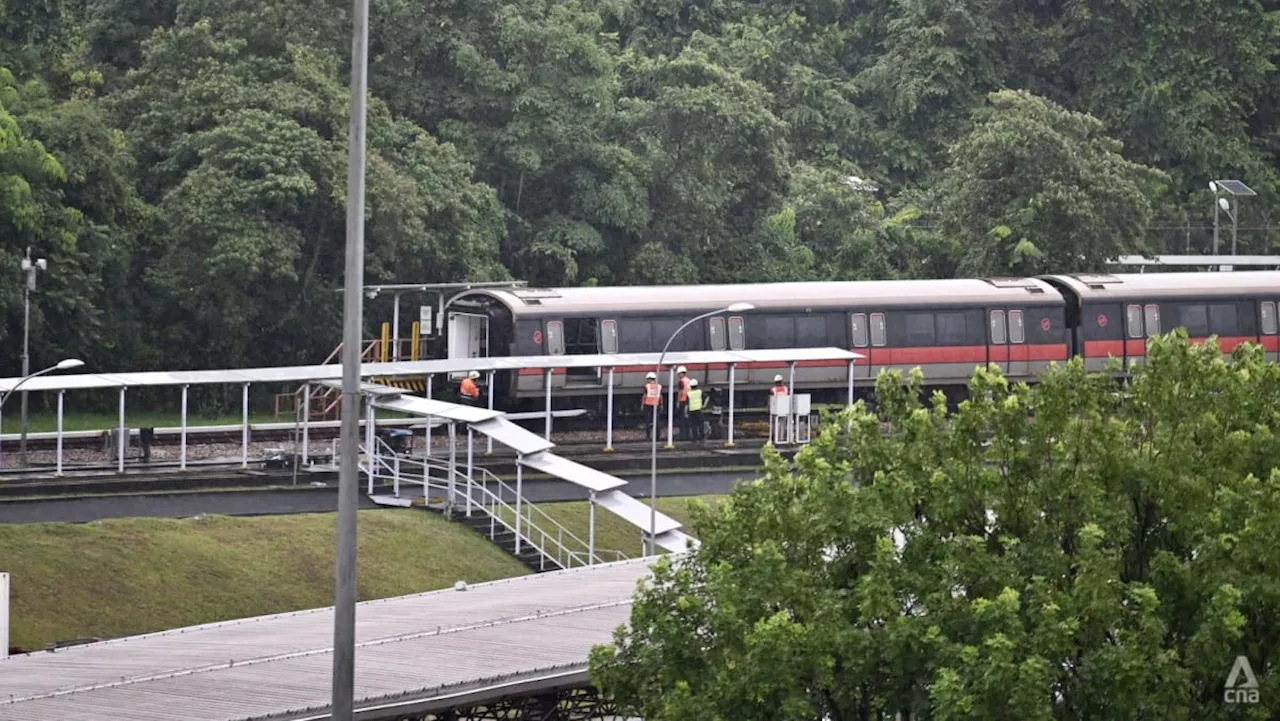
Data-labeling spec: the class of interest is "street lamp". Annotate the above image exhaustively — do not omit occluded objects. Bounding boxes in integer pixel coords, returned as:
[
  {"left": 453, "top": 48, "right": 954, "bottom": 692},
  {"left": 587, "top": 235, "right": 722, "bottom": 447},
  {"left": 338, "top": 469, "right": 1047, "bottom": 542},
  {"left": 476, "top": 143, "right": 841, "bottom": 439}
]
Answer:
[
  {"left": 648, "top": 302, "right": 754, "bottom": 555},
  {"left": 0, "top": 358, "right": 84, "bottom": 470},
  {"left": 19, "top": 248, "right": 47, "bottom": 463},
  {"left": 1209, "top": 180, "right": 1257, "bottom": 256}
]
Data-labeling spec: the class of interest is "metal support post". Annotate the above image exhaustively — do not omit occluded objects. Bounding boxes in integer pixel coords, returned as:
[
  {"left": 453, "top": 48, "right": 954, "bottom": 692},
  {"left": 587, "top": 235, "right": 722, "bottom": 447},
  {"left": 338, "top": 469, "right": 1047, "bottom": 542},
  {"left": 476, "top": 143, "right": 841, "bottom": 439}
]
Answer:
[
  {"left": 847, "top": 361, "right": 855, "bottom": 406},
  {"left": 726, "top": 364, "right": 736, "bottom": 447},
  {"left": 588, "top": 491, "right": 596, "bottom": 566},
  {"left": 0, "top": 572, "right": 8, "bottom": 661},
  {"left": 332, "top": 0, "right": 370, "bottom": 708},
  {"left": 425, "top": 375, "right": 433, "bottom": 457},
  {"left": 447, "top": 421, "right": 457, "bottom": 514},
  {"left": 392, "top": 292, "right": 401, "bottom": 362},
  {"left": 788, "top": 362, "right": 797, "bottom": 444},
  {"left": 423, "top": 422, "right": 431, "bottom": 501},
  {"left": 466, "top": 427, "right": 474, "bottom": 517},
  {"left": 365, "top": 399, "right": 375, "bottom": 494},
  {"left": 515, "top": 456, "right": 523, "bottom": 554},
  {"left": 55, "top": 390, "right": 64, "bottom": 476},
  {"left": 392, "top": 450, "right": 400, "bottom": 497},
  {"left": 241, "top": 382, "right": 250, "bottom": 469},
  {"left": 604, "top": 368, "right": 615, "bottom": 451},
  {"left": 1233, "top": 196, "right": 1240, "bottom": 254},
  {"left": 180, "top": 385, "right": 189, "bottom": 471},
  {"left": 544, "top": 369, "right": 553, "bottom": 440},
  {"left": 486, "top": 371, "right": 495, "bottom": 454},
  {"left": 665, "top": 366, "right": 675, "bottom": 448},
  {"left": 117, "top": 388, "right": 126, "bottom": 474},
  {"left": 301, "top": 382, "right": 310, "bottom": 463}
]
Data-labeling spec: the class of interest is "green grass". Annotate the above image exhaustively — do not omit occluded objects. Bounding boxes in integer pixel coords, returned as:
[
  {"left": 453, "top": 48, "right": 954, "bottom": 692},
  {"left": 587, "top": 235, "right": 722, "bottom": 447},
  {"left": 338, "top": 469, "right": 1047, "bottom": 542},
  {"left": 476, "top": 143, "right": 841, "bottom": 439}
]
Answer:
[
  {"left": 0, "top": 411, "right": 280, "bottom": 434},
  {"left": 518, "top": 495, "right": 727, "bottom": 559},
  {"left": 0, "top": 510, "right": 530, "bottom": 649}
]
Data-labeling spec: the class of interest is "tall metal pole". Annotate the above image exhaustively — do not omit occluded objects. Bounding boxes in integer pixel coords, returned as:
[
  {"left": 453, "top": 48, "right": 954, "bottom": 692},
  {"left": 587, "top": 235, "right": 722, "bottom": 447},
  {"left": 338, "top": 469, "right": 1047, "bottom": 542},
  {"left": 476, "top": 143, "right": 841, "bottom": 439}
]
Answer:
[
  {"left": 1232, "top": 196, "right": 1239, "bottom": 255},
  {"left": 1213, "top": 191, "right": 1221, "bottom": 255},
  {"left": 20, "top": 248, "right": 33, "bottom": 462},
  {"left": 332, "top": 0, "right": 369, "bottom": 714}
]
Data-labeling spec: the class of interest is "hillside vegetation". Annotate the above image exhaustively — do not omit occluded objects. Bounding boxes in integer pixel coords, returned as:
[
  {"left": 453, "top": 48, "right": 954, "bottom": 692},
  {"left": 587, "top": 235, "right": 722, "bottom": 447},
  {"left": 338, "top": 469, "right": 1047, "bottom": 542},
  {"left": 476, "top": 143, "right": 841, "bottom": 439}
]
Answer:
[{"left": 1, "top": 0, "right": 1278, "bottom": 388}]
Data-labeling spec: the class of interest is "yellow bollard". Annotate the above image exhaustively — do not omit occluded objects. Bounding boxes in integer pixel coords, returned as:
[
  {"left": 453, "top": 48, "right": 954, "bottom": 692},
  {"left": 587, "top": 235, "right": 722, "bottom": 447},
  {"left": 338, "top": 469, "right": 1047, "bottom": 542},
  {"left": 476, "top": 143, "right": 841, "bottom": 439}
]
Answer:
[
  {"left": 410, "top": 321, "right": 421, "bottom": 362},
  {"left": 380, "top": 322, "right": 390, "bottom": 363}
]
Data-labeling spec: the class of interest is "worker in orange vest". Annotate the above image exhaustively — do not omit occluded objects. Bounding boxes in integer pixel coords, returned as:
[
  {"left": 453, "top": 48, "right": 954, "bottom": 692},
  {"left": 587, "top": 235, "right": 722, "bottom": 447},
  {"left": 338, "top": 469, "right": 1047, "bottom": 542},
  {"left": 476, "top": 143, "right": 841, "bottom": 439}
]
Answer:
[
  {"left": 642, "top": 371, "right": 662, "bottom": 436},
  {"left": 769, "top": 375, "right": 789, "bottom": 396},
  {"left": 460, "top": 370, "right": 481, "bottom": 404}
]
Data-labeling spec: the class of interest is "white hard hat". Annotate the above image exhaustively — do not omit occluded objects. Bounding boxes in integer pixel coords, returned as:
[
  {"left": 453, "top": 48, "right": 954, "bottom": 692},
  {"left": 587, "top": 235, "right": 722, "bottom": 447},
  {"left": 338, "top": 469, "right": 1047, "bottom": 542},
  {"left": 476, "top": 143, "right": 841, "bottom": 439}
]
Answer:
[
  {"left": 468, "top": 371, "right": 479, "bottom": 379},
  {"left": 689, "top": 378, "right": 698, "bottom": 387},
  {"left": 646, "top": 372, "right": 656, "bottom": 379},
  {"left": 676, "top": 366, "right": 687, "bottom": 374},
  {"left": 774, "top": 375, "right": 784, "bottom": 382}
]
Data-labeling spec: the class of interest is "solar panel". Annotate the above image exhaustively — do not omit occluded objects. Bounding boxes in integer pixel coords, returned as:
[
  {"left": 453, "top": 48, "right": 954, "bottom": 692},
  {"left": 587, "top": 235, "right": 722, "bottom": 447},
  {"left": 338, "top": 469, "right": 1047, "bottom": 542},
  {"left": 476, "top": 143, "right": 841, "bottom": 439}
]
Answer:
[{"left": 1213, "top": 179, "right": 1256, "bottom": 196}]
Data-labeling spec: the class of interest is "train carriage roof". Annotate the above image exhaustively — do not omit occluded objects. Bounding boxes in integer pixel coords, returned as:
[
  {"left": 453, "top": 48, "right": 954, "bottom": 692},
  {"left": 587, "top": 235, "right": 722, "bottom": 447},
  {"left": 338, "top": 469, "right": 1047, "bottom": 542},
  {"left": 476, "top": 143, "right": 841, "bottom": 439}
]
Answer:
[
  {"left": 1041, "top": 271, "right": 1280, "bottom": 301},
  {"left": 453, "top": 277, "right": 1064, "bottom": 317}
]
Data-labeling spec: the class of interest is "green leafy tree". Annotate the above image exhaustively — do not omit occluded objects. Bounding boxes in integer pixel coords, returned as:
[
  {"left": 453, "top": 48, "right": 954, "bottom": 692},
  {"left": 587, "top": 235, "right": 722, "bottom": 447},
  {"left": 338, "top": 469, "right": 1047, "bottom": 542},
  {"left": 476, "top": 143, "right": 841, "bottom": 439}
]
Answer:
[
  {"left": 592, "top": 332, "right": 1278, "bottom": 720},
  {"left": 938, "top": 89, "right": 1166, "bottom": 276}
]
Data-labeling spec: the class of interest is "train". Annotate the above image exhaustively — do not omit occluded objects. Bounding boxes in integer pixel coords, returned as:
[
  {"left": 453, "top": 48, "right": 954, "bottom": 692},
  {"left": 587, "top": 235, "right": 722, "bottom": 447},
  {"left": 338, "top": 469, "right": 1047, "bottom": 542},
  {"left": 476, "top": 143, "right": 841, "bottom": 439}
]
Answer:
[{"left": 440, "top": 272, "right": 1280, "bottom": 412}]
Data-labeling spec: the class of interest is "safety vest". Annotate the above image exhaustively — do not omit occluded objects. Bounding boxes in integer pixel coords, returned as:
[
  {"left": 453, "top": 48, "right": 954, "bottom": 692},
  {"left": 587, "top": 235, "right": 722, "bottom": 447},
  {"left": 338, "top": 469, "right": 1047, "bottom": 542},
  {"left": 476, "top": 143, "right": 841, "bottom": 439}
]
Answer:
[
  {"left": 687, "top": 388, "right": 703, "bottom": 412},
  {"left": 643, "top": 382, "right": 661, "bottom": 406},
  {"left": 678, "top": 376, "right": 690, "bottom": 403},
  {"left": 460, "top": 377, "right": 480, "bottom": 399},
  {"left": 770, "top": 384, "right": 788, "bottom": 397}
]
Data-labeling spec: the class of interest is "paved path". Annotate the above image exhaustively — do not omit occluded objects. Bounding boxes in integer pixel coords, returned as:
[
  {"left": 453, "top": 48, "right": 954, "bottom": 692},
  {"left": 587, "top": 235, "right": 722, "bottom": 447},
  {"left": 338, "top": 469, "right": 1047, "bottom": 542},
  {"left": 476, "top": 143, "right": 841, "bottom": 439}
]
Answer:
[{"left": 0, "top": 471, "right": 751, "bottom": 524}]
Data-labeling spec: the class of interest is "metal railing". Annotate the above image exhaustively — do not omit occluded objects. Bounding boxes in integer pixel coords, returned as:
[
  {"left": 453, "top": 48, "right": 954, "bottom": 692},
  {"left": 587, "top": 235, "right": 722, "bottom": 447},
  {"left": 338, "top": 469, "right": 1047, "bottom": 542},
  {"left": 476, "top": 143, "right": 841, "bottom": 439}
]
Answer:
[{"left": 356, "top": 435, "right": 627, "bottom": 571}]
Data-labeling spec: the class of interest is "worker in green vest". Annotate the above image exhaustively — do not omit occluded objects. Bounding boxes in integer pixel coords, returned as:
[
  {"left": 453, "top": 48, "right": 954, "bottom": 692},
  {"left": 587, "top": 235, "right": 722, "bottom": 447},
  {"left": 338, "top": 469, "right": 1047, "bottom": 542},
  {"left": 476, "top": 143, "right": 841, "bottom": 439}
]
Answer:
[{"left": 686, "top": 378, "right": 705, "bottom": 442}]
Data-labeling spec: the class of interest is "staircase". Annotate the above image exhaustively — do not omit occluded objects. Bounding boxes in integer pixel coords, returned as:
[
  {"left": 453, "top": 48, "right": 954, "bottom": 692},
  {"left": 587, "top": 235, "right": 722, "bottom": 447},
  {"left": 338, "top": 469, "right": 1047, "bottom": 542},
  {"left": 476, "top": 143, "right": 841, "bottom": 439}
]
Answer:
[
  {"left": 273, "top": 340, "right": 381, "bottom": 422},
  {"left": 357, "top": 435, "right": 628, "bottom": 573}
]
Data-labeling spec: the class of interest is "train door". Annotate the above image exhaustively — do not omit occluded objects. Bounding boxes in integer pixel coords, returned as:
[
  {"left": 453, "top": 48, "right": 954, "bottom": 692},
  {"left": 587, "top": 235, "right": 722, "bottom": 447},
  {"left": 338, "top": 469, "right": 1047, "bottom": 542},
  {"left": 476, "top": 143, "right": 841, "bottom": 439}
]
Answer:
[
  {"left": 447, "top": 311, "right": 488, "bottom": 379},
  {"left": 1261, "top": 301, "right": 1278, "bottom": 363},
  {"left": 705, "top": 316, "right": 730, "bottom": 391},
  {"left": 1124, "top": 302, "right": 1160, "bottom": 368},
  {"left": 849, "top": 312, "right": 873, "bottom": 382},
  {"left": 987, "top": 309, "right": 1028, "bottom": 377},
  {"left": 562, "top": 317, "right": 604, "bottom": 386},
  {"left": 1007, "top": 309, "right": 1028, "bottom": 376}
]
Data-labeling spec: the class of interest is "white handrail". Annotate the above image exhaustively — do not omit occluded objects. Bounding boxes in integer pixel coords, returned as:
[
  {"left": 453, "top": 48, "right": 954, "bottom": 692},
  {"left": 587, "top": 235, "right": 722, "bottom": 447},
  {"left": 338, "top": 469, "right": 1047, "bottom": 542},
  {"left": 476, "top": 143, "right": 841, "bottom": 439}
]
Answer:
[{"left": 359, "top": 436, "right": 627, "bottom": 569}]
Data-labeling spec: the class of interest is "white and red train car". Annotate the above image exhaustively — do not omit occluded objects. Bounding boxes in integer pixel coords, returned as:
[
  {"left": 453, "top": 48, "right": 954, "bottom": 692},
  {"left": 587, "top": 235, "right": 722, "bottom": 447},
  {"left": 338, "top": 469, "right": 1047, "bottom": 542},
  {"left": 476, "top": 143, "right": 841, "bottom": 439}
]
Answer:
[{"left": 442, "top": 272, "right": 1280, "bottom": 410}]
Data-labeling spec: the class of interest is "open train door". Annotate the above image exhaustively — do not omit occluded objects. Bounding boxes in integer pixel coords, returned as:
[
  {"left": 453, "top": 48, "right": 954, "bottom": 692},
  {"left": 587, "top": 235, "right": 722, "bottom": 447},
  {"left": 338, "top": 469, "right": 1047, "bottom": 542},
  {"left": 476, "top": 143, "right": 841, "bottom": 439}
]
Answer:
[{"left": 447, "top": 311, "right": 488, "bottom": 380}]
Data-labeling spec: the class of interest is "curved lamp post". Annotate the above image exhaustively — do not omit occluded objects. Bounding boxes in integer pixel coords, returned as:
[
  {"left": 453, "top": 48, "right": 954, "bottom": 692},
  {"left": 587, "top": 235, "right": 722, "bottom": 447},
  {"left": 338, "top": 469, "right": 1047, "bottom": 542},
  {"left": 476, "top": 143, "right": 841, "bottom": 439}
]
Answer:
[
  {"left": 0, "top": 358, "right": 85, "bottom": 470},
  {"left": 649, "top": 302, "right": 753, "bottom": 555}
]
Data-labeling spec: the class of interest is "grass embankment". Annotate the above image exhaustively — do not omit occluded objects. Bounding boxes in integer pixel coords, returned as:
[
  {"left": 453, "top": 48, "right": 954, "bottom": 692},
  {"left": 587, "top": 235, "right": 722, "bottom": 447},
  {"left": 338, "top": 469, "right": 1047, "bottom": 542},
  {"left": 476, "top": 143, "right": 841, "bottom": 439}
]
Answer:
[
  {"left": 0, "top": 510, "right": 529, "bottom": 649},
  {"left": 1, "top": 411, "right": 278, "bottom": 434},
  {"left": 498, "top": 495, "right": 727, "bottom": 558}
]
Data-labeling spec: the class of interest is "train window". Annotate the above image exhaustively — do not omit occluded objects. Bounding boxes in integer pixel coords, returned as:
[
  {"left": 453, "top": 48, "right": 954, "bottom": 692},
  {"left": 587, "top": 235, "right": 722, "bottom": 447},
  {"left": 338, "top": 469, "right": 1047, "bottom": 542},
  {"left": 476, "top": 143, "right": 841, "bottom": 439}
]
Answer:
[
  {"left": 870, "top": 313, "right": 887, "bottom": 347},
  {"left": 1209, "top": 303, "right": 1237, "bottom": 335},
  {"left": 765, "top": 316, "right": 796, "bottom": 349},
  {"left": 1177, "top": 304, "right": 1209, "bottom": 337},
  {"left": 564, "top": 318, "right": 599, "bottom": 355},
  {"left": 989, "top": 310, "right": 1006, "bottom": 344},
  {"left": 600, "top": 319, "right": 619, "bottom": 354},
  {"left": 728, "top": 316, "right": 745, "bottom": 350},
  {"left": 709, "top": 317, "right": 726, "bottom": 351},
  {"left": 851, "top": 314, "right": 869, "bottom": 348},
  {"left": 546, "top": 320, "right": 565, "bottom": 355},
  {"left": 936, "top": 312, "right": 968, "bottom": 346},
  {"left": 1126, "top": 304, "right": 1143, "bottom": 339},
  {"left": 1009, "top": 310, "right": 1025, "bottom": 344},
  {"left": 797, "top": 316, "right": 827, "bottom": 346},
  {"left": 1262, "top": 302, "right": 1277, "bottom": 335},
  {"left": 619, "top": 320, "right": 651, "bottom": 352},
  {"left": 1143, "top": 304, "right": 1160, "bottom": 337},
  {"left": 905, "top": 313, "right": 935, "bottom": 346}
]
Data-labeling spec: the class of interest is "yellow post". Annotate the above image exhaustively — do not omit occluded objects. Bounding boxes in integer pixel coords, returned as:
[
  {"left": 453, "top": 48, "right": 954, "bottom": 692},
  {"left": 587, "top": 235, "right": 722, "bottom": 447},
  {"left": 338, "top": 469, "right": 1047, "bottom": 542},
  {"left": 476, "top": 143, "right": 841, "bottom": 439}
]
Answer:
[
  {"left": 380, "top": 322, "right": 390, "bottom": 362},
  {"left": 410, "top": 321, "right": 421, "bottom": 362}
]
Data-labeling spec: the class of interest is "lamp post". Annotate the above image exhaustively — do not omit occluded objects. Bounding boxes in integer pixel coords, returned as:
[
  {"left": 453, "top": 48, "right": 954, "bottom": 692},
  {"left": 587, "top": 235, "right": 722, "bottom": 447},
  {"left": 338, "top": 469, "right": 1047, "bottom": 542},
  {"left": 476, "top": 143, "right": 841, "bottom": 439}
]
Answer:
[
  {"left": 19, "top": 248, "right": 47, "bottom": 463},
  {"left": 1209, "top": 180, "right": 1257, "bottom": 257},
  {"left": 0, "top": 359, "right": 84, "bottom": 470},
  {"left": 648, "top": 302, "right": 753, "bottom": 555}
]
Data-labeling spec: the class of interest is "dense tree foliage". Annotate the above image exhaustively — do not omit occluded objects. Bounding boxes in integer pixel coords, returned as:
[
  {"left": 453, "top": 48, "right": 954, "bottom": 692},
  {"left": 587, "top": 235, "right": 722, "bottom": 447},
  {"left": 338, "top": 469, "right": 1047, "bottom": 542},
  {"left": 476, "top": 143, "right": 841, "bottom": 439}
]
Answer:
[
  {"left": 1, "top": 0, "right": 1279, "bottom": 372},
  {"left": 591, "top": 333, "right": 1279, "bottom": 719}
]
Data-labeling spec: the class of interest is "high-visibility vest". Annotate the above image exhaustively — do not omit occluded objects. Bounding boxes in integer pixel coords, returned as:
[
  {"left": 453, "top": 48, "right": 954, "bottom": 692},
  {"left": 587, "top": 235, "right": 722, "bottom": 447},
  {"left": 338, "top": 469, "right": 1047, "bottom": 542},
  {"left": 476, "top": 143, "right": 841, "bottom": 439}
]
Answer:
[
  {"left": 687, "top": 388, "right": 703, "bottom": 412},
  {"left": 678, "top": 376, "right": 690, "bottom": 403},
  {"left": 460, "top": 378, "right": 480, "bottom": 399},
  {"left": 770, "top": 384, "right": 788, "bottom": 397},
  {"left": 643, "top": 382, "right": 661, "bottom": 406}
]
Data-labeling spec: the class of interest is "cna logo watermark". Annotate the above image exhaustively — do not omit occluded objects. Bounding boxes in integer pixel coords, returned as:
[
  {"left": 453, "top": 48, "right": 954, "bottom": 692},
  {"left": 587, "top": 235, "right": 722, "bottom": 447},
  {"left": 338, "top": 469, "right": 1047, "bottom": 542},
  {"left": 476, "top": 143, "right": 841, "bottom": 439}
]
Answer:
[{"left": 1224, "top": 656, "right": 1259, "bottom": 705}]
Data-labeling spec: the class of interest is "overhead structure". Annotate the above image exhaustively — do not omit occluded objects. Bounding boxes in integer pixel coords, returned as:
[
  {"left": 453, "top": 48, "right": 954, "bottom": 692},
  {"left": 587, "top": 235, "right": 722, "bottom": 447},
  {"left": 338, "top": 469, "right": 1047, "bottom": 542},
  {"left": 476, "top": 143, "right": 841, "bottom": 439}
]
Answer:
[{"left": 0, "top": 559, "right": 656, "bottom": 721}]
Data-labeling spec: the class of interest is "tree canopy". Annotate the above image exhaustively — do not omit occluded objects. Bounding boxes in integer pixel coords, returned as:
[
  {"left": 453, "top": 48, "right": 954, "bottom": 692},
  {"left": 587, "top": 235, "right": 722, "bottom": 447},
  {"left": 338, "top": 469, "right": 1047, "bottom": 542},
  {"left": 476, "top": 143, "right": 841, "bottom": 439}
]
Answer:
[
  {"left": 591, "top": 333, "right": 1278, "bottom": 720},
  {"left": 1, "top": 0, "right": 1279, "bottom": 374}
]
